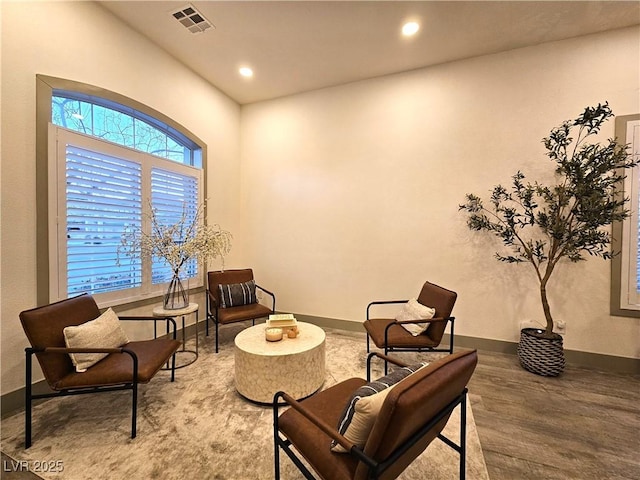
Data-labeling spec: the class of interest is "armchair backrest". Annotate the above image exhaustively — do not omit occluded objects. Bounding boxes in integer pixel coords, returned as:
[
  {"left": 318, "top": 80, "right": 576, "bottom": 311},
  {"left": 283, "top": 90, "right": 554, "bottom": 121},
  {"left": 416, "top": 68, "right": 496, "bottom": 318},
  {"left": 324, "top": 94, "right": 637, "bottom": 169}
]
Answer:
[
  {"left": 207, "top": 269, "right": 255, "bottom": 308},
  {"left": 416, "top": 281, "right": 457, "bottom": 344},
  {"left": 357, "top": 349, "right": 478, "bottom": 480},
  {"left": 19, "top": 294, "right": 101, "bottom": 387}
]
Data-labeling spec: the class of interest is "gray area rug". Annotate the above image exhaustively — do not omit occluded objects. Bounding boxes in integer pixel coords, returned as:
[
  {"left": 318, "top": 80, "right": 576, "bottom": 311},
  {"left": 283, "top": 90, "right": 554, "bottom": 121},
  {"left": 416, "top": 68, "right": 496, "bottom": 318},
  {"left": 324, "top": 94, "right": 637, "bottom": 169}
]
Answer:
[{"left": 1, "top": 326, "right": 489, "bottom": 479}]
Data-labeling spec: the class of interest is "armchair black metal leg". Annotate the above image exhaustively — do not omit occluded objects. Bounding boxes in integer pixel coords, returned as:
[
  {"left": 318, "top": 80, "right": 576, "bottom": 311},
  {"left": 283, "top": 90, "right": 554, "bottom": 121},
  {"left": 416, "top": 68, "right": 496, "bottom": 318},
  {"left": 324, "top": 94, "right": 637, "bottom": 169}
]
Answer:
[
  {"left": 460, "top": 393, "right": 467, "bottom": 480},
  {"left": 131, "top": 382, "right": 138, "bottom": 439},
  {"left": 449, "top": 318, "right": 455, "bottom": 354},
  {"left": 215, "top": 322, "right": 219, "bottom": 353},
  {"left": 384, "top": 346, "right": 389, "bottom": 375},
  {"left": 274, "top": 409, "right": 281, "bottom": 480},
  {"left": 25, "top": 349, "right": 33, "bottom": 449},
  {"left": 205, "top": 298, "right": 211, "bottom": 336},
  {"left": 125, "top": 349, "right": 139, "bottom": 440},
  {"left": 274, "top": 443, "right": 281, "bottom": 480}
]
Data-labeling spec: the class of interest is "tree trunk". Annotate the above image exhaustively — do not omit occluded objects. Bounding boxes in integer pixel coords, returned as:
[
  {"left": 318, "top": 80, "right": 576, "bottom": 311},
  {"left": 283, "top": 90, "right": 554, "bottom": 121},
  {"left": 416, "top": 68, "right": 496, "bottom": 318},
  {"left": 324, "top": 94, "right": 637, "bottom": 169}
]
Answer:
[{"left": 539, "top": 280, "right": 554, "bottom": 338}]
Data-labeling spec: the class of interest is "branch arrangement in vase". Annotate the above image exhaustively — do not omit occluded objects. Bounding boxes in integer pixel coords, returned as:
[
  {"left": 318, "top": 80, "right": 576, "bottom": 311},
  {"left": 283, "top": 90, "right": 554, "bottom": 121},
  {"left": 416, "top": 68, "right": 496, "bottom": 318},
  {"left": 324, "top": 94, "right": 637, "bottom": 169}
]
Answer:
[{"left": 117, "top": 201, "right": 232, "bottom": 307}]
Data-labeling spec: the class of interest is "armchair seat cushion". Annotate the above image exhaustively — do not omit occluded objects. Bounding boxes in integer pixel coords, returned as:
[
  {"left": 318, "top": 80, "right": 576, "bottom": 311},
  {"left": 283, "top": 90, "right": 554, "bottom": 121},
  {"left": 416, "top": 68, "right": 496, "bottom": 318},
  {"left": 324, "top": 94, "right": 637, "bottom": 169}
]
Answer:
[
  {"left": 364, "top": 318, "right": 440, "bottom": 349},
  {"left": 278, "top": 377, "right": 367, "bottom": 480},
  {"left": 53, "top": 338, "right": 181, "bottom": 390},
  {"left": 217, "top": 302, "right": 272, "bottom": 324}
]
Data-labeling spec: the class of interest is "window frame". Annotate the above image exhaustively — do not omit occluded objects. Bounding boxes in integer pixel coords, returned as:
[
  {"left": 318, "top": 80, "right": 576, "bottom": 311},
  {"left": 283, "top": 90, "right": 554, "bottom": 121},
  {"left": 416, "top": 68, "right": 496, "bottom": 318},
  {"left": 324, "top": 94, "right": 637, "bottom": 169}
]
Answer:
[
  {"left": 50, "top": 126, "right": 204, "bottom": 306},
  {"left": 611, "top": 113, "right": 640, "bottom": 318},
  {"left": 36, "top": 75, "right": 208, "bottom": 307}
]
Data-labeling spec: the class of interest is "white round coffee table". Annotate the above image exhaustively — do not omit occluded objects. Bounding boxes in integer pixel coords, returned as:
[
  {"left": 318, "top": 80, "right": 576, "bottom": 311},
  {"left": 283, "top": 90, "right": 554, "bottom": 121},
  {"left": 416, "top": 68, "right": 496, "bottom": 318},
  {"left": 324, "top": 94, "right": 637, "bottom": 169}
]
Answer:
[{"left": 234, "top": 322, "right": 326, "bottom": 403}]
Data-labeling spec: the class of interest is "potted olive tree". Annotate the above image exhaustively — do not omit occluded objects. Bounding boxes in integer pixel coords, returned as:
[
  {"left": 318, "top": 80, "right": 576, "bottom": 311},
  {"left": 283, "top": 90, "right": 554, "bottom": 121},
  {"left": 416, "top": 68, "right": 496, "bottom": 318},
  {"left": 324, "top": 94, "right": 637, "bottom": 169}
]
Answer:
[{"left": 459, "top": 103, "right": 636, "bottom": 376}]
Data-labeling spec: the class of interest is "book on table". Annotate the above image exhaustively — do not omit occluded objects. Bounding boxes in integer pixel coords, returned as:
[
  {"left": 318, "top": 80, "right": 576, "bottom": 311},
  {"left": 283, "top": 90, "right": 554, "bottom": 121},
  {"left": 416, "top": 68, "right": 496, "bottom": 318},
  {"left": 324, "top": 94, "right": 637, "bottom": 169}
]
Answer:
[{"left": 267, "top": 313, "right": 297, "bottom": 328}]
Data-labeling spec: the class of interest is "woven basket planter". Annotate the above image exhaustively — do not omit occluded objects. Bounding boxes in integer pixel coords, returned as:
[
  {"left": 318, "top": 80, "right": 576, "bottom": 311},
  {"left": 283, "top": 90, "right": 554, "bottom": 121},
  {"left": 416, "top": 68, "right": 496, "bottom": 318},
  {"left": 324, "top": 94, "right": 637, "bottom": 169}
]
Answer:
[{"left": 517, "top": 328, "right": 565, "bottom": 377}]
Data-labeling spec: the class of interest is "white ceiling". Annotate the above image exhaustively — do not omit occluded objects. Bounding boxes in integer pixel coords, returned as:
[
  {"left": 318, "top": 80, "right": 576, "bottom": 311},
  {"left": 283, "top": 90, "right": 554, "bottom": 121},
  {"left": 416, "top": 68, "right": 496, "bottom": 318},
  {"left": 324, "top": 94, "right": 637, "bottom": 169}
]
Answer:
[{"left": 99, "top": 1, "right": 640, "bottom": 105}]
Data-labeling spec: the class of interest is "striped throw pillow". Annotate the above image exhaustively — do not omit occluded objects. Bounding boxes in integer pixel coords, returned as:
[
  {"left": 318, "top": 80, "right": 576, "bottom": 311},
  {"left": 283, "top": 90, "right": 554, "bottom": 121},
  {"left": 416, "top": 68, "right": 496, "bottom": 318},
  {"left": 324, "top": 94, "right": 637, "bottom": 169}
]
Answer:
[
  {"left": 218, "top": 280, "right": 258, "bottom": 308},
  {"left": 331, "top": 362, "right": 427, "bottom": 450}
]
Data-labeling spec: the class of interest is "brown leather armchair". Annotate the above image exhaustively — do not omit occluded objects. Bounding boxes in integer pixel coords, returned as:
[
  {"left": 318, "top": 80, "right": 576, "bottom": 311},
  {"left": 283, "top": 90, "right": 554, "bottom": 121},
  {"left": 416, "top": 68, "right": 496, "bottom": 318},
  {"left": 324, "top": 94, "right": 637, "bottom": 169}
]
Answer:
[
  {"left": 274, "top": 349, "right": 478, "bottom": 480},
  {"left": 364, "top": 281, "right": 457, "bottom": 373},
  {"left": 19, "top": 293, "right": 181, "bottom": 448},
  {"left": 206, "top": 268, "right": 275, "bottom": 352}
]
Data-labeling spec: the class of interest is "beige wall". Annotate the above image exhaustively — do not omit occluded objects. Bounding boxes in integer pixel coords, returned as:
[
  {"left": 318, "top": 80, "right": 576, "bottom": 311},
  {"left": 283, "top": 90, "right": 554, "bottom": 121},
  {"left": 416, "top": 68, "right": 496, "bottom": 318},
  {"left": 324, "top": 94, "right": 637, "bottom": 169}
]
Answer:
[
  {"left": 1, "top": 2, "right": 638, "bottom": 399},
  {"left": 0, "top": 1, "right": 241, "bottom": 394},
  {"left": 240, "top": 26, "right": 640, "bottom": 359}
]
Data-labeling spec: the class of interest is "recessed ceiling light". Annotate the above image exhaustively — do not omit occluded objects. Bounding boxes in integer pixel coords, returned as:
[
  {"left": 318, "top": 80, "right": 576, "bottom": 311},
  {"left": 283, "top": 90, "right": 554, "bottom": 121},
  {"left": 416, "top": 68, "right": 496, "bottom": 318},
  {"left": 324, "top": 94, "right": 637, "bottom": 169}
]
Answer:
[
  {"left": 402, "top": 22, "right": 420, "bottom": 37},
  {"left": 239, "top": 67, "right": 254, "bottom": 78}
]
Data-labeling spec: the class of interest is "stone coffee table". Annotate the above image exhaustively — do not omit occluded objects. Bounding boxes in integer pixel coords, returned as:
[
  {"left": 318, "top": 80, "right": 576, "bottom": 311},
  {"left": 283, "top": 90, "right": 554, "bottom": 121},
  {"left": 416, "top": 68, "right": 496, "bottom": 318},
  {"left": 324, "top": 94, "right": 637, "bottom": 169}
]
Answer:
[{"left": 234, "top": 322, "right": 326, "bottom": 403}]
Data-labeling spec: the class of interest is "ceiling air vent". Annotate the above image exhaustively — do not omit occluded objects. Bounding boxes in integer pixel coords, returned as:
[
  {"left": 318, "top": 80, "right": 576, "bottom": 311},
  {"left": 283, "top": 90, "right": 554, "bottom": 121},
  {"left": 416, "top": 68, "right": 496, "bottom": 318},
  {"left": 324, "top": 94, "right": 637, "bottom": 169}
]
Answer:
[{"left": 171, "top": 4, "right": 214, "bottom": 34}]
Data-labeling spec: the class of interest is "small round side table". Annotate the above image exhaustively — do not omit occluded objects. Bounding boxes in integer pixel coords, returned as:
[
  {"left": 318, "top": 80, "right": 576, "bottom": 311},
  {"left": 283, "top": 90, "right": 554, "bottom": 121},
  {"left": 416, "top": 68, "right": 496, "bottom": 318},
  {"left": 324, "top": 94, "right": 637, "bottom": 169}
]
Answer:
[{"left": 153, "top": 302, "right": 199, "bottom": 368}]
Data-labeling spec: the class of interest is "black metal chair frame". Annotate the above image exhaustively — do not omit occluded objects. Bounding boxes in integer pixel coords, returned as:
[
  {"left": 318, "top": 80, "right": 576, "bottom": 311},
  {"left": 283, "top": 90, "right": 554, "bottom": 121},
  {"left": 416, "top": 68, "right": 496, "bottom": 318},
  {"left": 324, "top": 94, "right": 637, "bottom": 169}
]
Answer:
[
  {"left": 366, "top": 300, "right": 455, "bottom": 373},
  {"left": 24, "top": 316, "right": 178, "bottom": 449},
  {"left": 205, "top": 285, "right": 275, "bottom": 353},
  {"left": 273, "top": 352, "right": 469, "bottom": 480},
  {"left": 274, "top": 393, "right": 468, "bottom": 480}
]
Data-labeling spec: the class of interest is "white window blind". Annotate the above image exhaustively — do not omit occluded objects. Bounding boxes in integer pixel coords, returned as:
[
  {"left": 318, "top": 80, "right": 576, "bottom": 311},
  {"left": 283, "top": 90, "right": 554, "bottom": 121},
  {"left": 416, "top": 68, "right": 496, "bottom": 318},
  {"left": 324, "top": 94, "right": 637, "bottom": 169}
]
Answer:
[
  {"left": 50, "top": 125, "right": 204, "bottom": 306},
  {"left": 65, "top": 145, "right": 142, "bottom": 296},
  {"left": 150, "top": 168, "right": 199, "bottom": 284},
  {"left": 45, "top": 84, "right": 206, "bottom": 308},
  {"left": 619, "top": 119, "right": 640, "bottom": 309}
]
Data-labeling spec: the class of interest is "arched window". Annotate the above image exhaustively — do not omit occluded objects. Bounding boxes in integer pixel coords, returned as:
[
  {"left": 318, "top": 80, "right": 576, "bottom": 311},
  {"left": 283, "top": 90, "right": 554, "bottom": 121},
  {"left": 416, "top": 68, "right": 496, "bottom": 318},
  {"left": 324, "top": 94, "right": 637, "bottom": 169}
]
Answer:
[
  {"left": 39, "top": 76, "right": 206, "bottom": 307},
  {"left": 52, "top": 92, "right": 201, "bottom": 166}
]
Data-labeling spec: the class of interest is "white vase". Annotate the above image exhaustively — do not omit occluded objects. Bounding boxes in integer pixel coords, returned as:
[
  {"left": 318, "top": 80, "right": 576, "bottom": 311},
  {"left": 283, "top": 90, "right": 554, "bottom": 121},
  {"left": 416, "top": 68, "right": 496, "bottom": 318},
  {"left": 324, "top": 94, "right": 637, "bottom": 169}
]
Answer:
[{"left": 163, "top": 274, "right": 189, "bottom": 310}]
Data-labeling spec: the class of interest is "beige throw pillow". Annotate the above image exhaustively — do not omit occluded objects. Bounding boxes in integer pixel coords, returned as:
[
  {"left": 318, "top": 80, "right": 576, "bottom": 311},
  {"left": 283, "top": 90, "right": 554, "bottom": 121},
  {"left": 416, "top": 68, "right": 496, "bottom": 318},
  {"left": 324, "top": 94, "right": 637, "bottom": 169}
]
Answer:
[
  {"left": 63, "top": 308, "right": 129, "bottom": 372},
  {"left": 331, "top": 386, "right": 394, "bottom": 452},
  {"left": 395, "top": 298, "right": 436, "bottom": 336},
  {"left": 331, "top": 362, "right": 429, "bottom": 453},
  {"left": 331, "top": 363, "right": 430, "bottom": 453}
]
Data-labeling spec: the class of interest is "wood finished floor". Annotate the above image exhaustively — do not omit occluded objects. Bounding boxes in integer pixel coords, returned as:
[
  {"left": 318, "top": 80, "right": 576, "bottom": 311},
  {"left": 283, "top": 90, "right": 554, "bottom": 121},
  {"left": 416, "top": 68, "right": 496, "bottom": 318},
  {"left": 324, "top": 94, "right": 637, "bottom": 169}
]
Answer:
[
  {"left": 2, "top": 349, "right": 639, "bottom": 479},
  {"left": 468, "top": 349, "right": 640, "bottom": 480}
]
